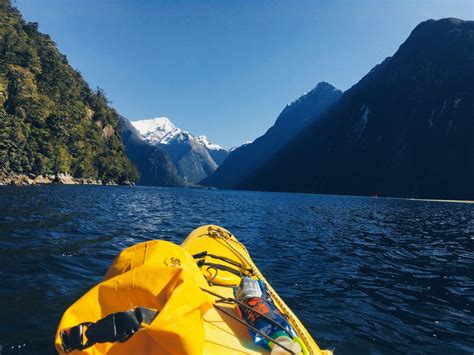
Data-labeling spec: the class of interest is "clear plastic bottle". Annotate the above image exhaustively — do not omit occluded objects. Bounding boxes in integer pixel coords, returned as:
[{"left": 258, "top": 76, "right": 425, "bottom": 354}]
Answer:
[
  {"left": 235, "top": 277, "right": 301, "bottom": 354},
  {"left": 270, "top": 335, "right": 302, "bottom": 355},
  {"left": 236, "top": 276, "right": 263, "bottom": 300}
]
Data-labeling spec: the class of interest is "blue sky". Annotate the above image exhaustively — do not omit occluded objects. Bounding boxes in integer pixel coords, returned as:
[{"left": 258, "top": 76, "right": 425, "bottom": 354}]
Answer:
[{"left": 16, "top": 0, "right": 473, "bottom": 148}]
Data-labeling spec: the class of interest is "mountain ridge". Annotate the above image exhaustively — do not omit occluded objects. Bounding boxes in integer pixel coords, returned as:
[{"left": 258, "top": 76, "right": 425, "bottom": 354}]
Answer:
[
  {"left": 202, "top": 81, "right": 342, "bottom": 188},
  {"left": 132, "top": 117, "right": 228, "bottom": 183},
  {"left": 118, "top": 116, "right": 186, "bottom": 187},
  {"left": 241, "top": 18, "right": 474, "bottom": 200}
]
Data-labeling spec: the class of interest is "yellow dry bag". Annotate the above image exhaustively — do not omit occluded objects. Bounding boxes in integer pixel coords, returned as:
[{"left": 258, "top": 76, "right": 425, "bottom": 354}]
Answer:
[{"left": 55, "top": 240, "right": 213, "bottom": 354}]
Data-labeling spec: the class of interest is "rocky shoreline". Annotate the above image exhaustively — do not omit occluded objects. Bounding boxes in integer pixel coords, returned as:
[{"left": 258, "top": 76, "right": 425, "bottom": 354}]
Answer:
[{"left": 0, "top": 171, "right": 125, "bottom": 186}]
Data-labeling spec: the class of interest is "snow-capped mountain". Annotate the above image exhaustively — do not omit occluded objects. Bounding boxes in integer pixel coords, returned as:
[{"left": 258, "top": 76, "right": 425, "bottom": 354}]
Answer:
[
  {"left": 194, "top": 135, "right": 229, "bottom": 165},
  {"left": 118, "top": 116, "right": 185, "bottom": 187},
  {"left": 195, "top": 135, "right": 223, "bottom": 151},
  {"left": 132, "top": 117, "right": 225, "bottom": 150},
  {"left": 132, "top": 117, "right": 188, "bottom": 145},
  {"left": 131, "top": 117, "right": 228, "bottom": 183}
]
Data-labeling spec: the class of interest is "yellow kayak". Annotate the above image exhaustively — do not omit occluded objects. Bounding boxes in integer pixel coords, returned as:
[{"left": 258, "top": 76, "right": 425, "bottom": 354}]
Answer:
[{"left": 55, "top": 225, "right": 331, "bottom": 354}]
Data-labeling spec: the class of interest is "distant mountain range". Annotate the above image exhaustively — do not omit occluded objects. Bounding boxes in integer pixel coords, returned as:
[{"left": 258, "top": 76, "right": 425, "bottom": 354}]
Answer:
[
  {"left": 3, "top": 0, "right": 472, "bottom": 198},
  {"left": 202, "top": 82, "right": 342, "bottom": 188},
  {"left": 118, "top": 117, "right": 185, "bottom": 187},
  {"left": 236, "top": 18, "right": 474, "bottom": 199},
  {"left": 132, "top": 117, "right": 228, "bottom": 183}
]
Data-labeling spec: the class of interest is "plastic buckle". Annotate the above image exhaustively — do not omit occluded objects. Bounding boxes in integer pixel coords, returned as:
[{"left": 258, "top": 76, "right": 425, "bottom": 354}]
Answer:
[{"left": 60, "top": 322, "right": 92, "bottom": 352}]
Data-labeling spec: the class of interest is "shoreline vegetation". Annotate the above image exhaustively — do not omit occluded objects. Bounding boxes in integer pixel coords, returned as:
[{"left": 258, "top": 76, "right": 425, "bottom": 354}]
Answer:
[
  {"left": 0, "top": 2, "right": 139, "bottom": 187},
  {"left": 0, "top": 169, "right": 132, "bottom": 186}
]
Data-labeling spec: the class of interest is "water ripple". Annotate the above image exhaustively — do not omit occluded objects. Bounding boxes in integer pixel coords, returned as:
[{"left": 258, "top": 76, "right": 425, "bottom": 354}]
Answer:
[{"left": 0, "top": 186, "right": 473, "bottom": 354}]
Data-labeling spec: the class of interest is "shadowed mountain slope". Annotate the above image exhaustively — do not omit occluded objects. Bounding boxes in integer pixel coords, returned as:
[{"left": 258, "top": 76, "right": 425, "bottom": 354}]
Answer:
[
  {"left": 202, "top": 82, "right": 342, "bottom": 188},
  {"left": 241, "top": 18, "right": 474, "bottom": 200}
]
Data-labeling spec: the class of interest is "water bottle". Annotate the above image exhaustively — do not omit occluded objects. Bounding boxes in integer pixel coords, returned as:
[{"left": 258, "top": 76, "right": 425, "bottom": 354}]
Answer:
[
  {"left": 236, "top": 276, "right": 263, "bottom": 300},
  {"left": 235, "top": 277, "right": 302, "bottom": 354}
]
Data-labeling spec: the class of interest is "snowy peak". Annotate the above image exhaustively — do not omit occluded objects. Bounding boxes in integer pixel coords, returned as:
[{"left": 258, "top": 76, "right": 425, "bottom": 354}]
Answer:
[
  {"left": 132, "top": 117, "right": 183, "bottom": 145},
  {"left": 131, "top": 117, "right": 229, "bottom": 181},
  {"left": 195, "top": 135, "right": 224, "bottom": 151},
  {"left": 132, "top": 117, "right": 225, "bottom": 151},
  {"left": 132, "top": 117, "right": 176, "bottom": 136}
]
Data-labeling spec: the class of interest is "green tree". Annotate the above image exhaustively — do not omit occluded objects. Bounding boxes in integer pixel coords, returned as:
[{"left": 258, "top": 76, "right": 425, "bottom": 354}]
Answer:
[{"left": 54, "top": 145, "right": 72, "bottom": 173}]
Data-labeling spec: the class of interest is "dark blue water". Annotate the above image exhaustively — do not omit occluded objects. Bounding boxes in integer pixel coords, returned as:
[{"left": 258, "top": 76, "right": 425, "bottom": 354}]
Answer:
[{"left": 0, "top": 186, "right": 473, "bottom": 354}]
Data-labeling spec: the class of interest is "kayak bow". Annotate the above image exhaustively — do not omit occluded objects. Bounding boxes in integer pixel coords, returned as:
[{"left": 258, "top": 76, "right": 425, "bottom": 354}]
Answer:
[{"left": 55, "top": 225, "right": 331, "bottom": 354}]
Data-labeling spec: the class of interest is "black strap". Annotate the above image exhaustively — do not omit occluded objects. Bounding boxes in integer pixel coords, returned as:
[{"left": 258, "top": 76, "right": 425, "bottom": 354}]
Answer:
[
  {"left": 60, "top": 307, "right": 158, "bottom": 352},
  {"left": 193, "top": 251, "right": 253, "bottom": 274},
  {"left": 193, "top": 250, "right": 254, "bottom": 275},
  {"left": 196, "top": 260, "right": 243, "bottom": 277}
]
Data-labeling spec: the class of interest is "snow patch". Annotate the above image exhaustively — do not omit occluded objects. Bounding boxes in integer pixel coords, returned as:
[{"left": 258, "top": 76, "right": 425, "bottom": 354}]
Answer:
[
  {"left": 229, "top": 141, "right": 253, "bottom": 152},
  {"left": 361, "top": 105, "right": 370, "bottom": 125},
  {"left": 355, "top": 105, "right": 370, "bottom": 141},
  {"left": 428, "top": 110, "right": 436, "bottom": 128}
]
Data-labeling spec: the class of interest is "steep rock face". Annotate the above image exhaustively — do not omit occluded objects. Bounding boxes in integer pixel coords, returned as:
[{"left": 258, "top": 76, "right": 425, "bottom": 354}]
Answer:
[
  {"left": 118, "top": 117, "right": 185, "bottom": 187},
  {"left": 160, "top": 132, "right": 218, "bottom": 183},
  {"left": 132, "top": 117, "right": 226, "bottom": 183},
  {"left": 195, "top": 135, "right": 229, "bottom": 165},
  {"left": 242, "top": 18, "right": 474, "bottom": 200},
  {"left": 202, "top": 82, "right": 342, "bottom": 188},
  {"left": 0, "top": 1, "right": 138, "bottom": 184}
]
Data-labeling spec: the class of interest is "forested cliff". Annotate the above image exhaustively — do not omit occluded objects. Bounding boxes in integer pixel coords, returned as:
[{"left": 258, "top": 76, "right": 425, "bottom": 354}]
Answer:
[{"left": 0, "top": 0, "right": 138, "bottom": 184}]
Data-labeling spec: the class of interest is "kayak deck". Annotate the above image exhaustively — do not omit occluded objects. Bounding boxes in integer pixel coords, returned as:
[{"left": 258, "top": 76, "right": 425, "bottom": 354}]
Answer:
[
  {"left": 182, "top": 225, "right": 263, "bottom": 354},
  {"left": 181, "top": 225, "right": 328, "bottom": 355}
]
